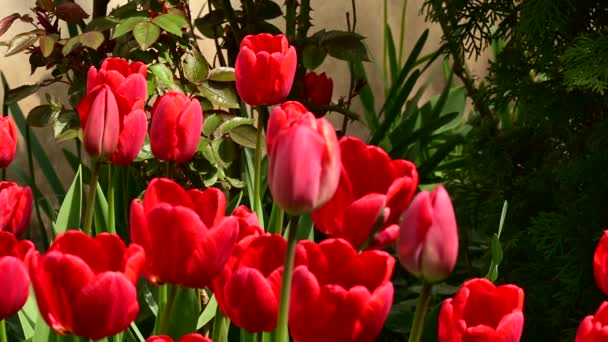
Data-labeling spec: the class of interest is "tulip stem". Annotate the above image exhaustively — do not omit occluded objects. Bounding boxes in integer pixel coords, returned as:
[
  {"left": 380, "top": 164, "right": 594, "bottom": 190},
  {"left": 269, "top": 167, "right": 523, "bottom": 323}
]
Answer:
[
  {"left": 158, "top": 284, "right": 178, "bottom": 335},
  {"left": 275, "top": 215, "right": 299, "bottom": 342},
  {"left": 0, "top": 168, "right": 5, "bottom": 181},
  {"left": 83, "top": 161, "right": 101, "bottom": 236},
  {"left": 0, "top": 320, "right": 6, "bottom": 342},
  {"left": 253, "top": 106, "right": 267, "bottom": 224},
  {"left": 212, "top": 306, "right": 226, "bottom": 342},
  {"left": 107, "top": 165, "right": 116, "bottom": 234},
  {"left": 408, "top": 282, "right": 433, "bottom": 342}
]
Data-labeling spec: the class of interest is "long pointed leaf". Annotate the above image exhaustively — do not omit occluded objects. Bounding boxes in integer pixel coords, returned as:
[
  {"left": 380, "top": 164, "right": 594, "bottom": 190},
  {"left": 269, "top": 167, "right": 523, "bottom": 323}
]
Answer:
[{"left": 53, "top": 166, "right": 82, "bottom": 234}]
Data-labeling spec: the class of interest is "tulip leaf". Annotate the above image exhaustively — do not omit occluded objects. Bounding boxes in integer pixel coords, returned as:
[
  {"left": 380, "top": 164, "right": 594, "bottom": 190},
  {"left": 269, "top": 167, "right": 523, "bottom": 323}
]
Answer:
[
  {"left": 133, "top": 21, "right": 161, "bottom": 50},
  {"left": 295, "top": 214, "right": 315, "bottom": 241},
  {"left": 93, "top": 181, "right": 109, "bottom": 235},
  {"left": 53, "top": 166, "right": 82, "bottom": 235},
  {"left": 218, "top": 117, "right": 254, "bottom": 135},
  {"left": 39, "top": 34, "right": 58, "bottom": 57},
  {"left": 166, "top": 287, "right": 199, "bottom": 339},
  {"left": 79, "top": 31, "right": 105, "bottom": 50},
  {"left": 112, "top": 16, "right": 147, "bottom": 38},
  {"left": 32, "top": 314, "right": 58, "bottom": 342},
  {"left": 152, "top": 13, "right": 188, "bottom": 36},
  {"left": 196, "top": 294, "right": 218, "bottom": 329},
  {"left": 4, "top": 29, "right": 42, "bottom": 57},
  {"left": 5, "top": 83, "right": 40, "bottom": 104},
  {"left": 302, "top": 44, "right": 327, "bottom": 70},
  {"left": 182, "top": 50, "right": 209, "bottom": 84},
  {"left": 17, "top": 291, "right": 38, "bottom": 340},
  {"left": 207, "top": 67, "right": 235, "bottom": 82},
  {"left": 27, "top": 104, "right": 58, "bottom": 127},
  {"left": 202, "top": 114, "right": 222, "bottom": 136},
  {"left": 198, "top": 81, "right": 239, "bottom": 109},
  {"left": 228, "top": 124, "right": 257, "bottom": 149}
]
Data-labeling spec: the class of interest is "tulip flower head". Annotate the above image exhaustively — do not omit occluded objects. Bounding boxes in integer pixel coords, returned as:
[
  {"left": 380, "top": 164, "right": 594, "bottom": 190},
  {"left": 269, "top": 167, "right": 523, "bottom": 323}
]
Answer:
[
  {"left": 576, "top": 301, "right": 608, "bottom": 342},
  {"left": 266, "top": 101, "right": 341, "bottom": 214},
  {"left": 301, "top": 71, "right": 333, "bottom": 117},
  {"left": 439, "top": 278, "right": 525, "bottom": 342},
  {"left": 397, "top": 185, "right": 458, "bottom": 282},
  {"left": 312, "top": 136, "right": 418, "bottom": 250},
  {"left": 594, "top": 230, "right": 608, "bottom": 296},
  {"left": 0, "top": 115, "right": 18, "bottom": 168},
  {"left": 0, "top": 231, "right": 33, "bottom": 321},
  {"left": 235, "top": 34, "right": 297, "bottom": 106},
  {"left": 0, "top": 181, "right": 33, "bottom": 238},
  {"left": 146, "top": 334, "right": 212, "bottom": 342}
]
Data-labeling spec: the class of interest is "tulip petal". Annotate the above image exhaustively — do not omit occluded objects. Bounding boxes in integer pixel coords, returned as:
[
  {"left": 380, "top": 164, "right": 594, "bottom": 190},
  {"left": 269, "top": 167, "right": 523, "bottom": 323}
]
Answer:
[
  {"left": 94, "top": 233, "right": 127, "bottom": 272},
  {"left": 111, "top": 108, "right": 147, "bottom": 165},
  {"left": 354, "top": 282, "right": 393, "bottom": 342},
  {"left": 83, "top": 86, "right": 120, "bottom": 158},
  {"left": 0, "top": 117, "right": 17, "bottom": 168},
  {"left": 150, "top": 94, "right": 180, "bottom": 161},
  {"left": 123, "top": 244, "right": 145, "bottom": 284},
  {"left": 174, "top": 98, "right": 202, "bottom": 163},
  {"left": 340, "top": 193, "right": 387, "bottom": 249},
  {"left": 50, "top": 231, "right": 110, "bottom": 274},
  {"left": 0, "top": 256, "right": 29, "bottom": 320},
  {"left": 117, "top": 74, "right": 147, "bottom": 105},
  {"left": 130, "top": 200, "right": 152, "bottom": 255},
  {"left": 142, "top": 178, "right": 193, "bottom": 214},
  {"left": 235, "top": 48, "right": 260, "bottom": 105}
]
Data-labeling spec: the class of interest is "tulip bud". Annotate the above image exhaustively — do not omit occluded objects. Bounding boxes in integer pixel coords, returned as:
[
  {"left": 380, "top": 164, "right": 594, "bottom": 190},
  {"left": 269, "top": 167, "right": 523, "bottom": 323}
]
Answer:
[
  {"left": 0, "top": 116, "right": 17, "bottom": 168},
  {"left": 397, "top": 185, "right": 458, "bottom": 282},
  {"left": 235, "top": 34, "right": 297, "bottom": 106},
  {"left": 150, "top": 91, "right": 203, "bottom": 163},
  {"left": 81, "top": 85, "right": 120, "bottom": 159},
  {"left": 301, "top": 72, "right": 333, "bottom": 117},
  {"left": 0, "top": 181, "right": 33, "bottom": 238},
  {"left": 594, "top": 230, "right": 608, "bottom": 296},
  {"left": 266, "top": 101, "right": 341, "bottom": 214},
  {"left": 0, "top": 232, "right": 33, "bottom": 321},
  {"left": 576, "top": 301, "right": 608, "bottom": 342}
]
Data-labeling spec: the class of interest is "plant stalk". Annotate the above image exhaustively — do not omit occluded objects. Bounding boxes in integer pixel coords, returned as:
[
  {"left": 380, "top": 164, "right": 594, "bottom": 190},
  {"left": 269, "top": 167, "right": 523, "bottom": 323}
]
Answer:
[
  {"left": 253, "top": 106, "right": 267, "bottom": 222},
  {"left": 274, "top": 215, "right": 299, "bottom": 342},
  {"left": 0, "top": 320, "right": 6, "bottom": 342},
  {"left": 107, "top": 165, "right": 116, "bottom": 234},
  {"left": 212, "top": 306, "right": 226, "bottom": 342},
  {"left": 83, "top": 161, "right": 101, "bottom": 235},
  {"left": 408, "top": 282, "right": 433, "bottom": 342},
  {"left": 158, "top": 285, "right": 178, "bottom": 335}
]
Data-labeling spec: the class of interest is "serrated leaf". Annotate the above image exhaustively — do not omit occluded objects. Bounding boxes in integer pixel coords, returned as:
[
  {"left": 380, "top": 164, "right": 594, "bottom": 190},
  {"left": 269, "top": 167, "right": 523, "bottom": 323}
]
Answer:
[
  {"left": 5, "top": 30, "right": 42, "bottom": 57},
  {"left": 5, "top": 84, "right": 40, "bottom": 104},
  {"left": 207, "top": 67, "right": 235, "bottom": 82},
  {"left": 182, "top": 50, "right": 209, "bottom": 84},
  {"left": 79, "top": 31, "right": 104, "bottom": 50},
  {"left": 56, "top": 2, "right": 89, "bottom": 24},
  {"left": 228, "top": 125, "right": 257, "bottom": 149},
  {"left": 198, "top": 81, "right": 239, "bottom": 108},
  {"left": 112, "top": 16, "right": 147, "bottom": 38},
  {"left": 150, "top": 63, "right": 175, "bottom": 87},
  {"left": 62, "top": 35, "right": 81, "bottom": 55},
  {"left": 317, "top": 30, "right": 369, "bottom": 62},
  {"left": 53, "top": 166, "right": 82, "bottom": 234},
  {"left": 218, "top": 117, "right": 254, "bottom": 135},
  {"left": 302, "top": 44, "right": 327, "bottom": 70},
  {"left": 202, "top": 114, "right": 222, "bottom": 136},
  {"left": 0, "top": 13, "right": 19, "bottom": 38},
  {"left": 27, "top": 104, "right": 57, "bottom": 127},
  {"left": 86, "top": 16, "right": 120, "bottom": 32},
  {"left": 152, "top": 13, "right": 187, "bottom": 36},
  {"left": 133, "top": 21, "right": 161, "bottom": 50},
  {"left": 256, "top": 0, "right": 283, "bottom": 19},
  {"left": 194, "top": 10, "right": 225, "bottom": 39},
  {"left": 39, "top": 34, "right": 57, "bottom": 57}
]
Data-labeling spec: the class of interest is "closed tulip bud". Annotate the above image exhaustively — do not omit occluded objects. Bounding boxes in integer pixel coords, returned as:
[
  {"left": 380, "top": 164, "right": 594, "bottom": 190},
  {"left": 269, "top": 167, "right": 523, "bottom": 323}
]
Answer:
[
  {"left": 146, "top": 334, "right": 212, "bottom": 342},
  {"left": 301, "top": 72, "right": 333, "bottom": 117},
  {"left": 439, "top": 278, "right": 524, "bottom": 342},
  {"left": 576, "top": 301, "right": 608, "bottom": 341},
  {"left": 0, "top": 116, "right": 17, "bottom": 168},
  {"left": 150, "top": 91, "right": 203, "bottom": 163},
  {"left": 397, "top": 185, "right": 458, "bottom": 282},
  {"left": 594, "top": 230, "right": 608, "bottom": 296},
  {"left": 235, "top": 34, "right": 297, "bottom": 106},
  {"left": 0, "top": 181, "right": 33, "bottom": 238},
  {"left": 266, "top": 101, "right": 341, "bottom": 214},
  {"left": 0, "top": 232, "right": 33, "bottom": 321},
  {"left": 76, "top": 57, "right": 148, "bottom": 164}
]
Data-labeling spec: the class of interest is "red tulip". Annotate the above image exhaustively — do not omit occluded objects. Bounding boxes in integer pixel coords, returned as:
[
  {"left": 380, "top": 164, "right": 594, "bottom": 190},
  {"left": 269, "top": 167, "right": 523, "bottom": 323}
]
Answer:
[
  {"left": 301, "top": 72, "right": 333, "bottom": 117},
  {"left": 76, "top": 57, "right": 148, "bottom": 165},
  {"left": 231, "top": 205, "right": 264, "bottom": 240},
  {"left": 150, "top": 91, "right": 203, "bottom": 163},
  {"left": 130, "top": 178, "right": 239, "bottom": 288},
  {"left": 289, "top": 238, "right": 395, "bottom": 342},
  {"left": 439, "top": 278, "right": 524, "bottom": 342},
  {"left": 213, "top": 234, "right": 285, "bottom": 332},
  {"left": 266, "top": 101, "right": 341, "bottom": 214},
  {"left": 312, "top": 136, "right": 418, "bottom": 250},
  {"left": 0, "top": 231, "right": 33, "bottom": 320},
  {"left": 397, "top": 185, "right": 458, "bottom": 282},
  {"left": 0, "top": 116, "right": 17, "bottom": 168},
  {"left": 235, "top": 33, "right": 297, "bottom": 105},
  {"left": 146, "top": 334, "right": 212, "bottom": 342},
  {"left": 0, "top": 181, "right": 33, "bottom": 238},
  {"left": 27, "top": 231, "right": 144, "bottom": 339},
  {"left": 576, "top": 301, "right": 608, "bottom": 341},
  {"left": 594, "top": 230, "right": 608, "bottom": 296}
]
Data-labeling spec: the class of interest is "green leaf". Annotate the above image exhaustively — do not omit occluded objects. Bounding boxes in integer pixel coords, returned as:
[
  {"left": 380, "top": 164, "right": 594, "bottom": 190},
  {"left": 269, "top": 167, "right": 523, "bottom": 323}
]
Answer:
[
  {"left": 194, "top": 10, "right": 225, "bottom": 39},
  {"left": 196, "top": 294, "right": 218, "bottom": 329},
  {"left": 5, "top": 30, "right": 42, "bottom": 56},
  {"left": 150, "top": 63, "right": 175, "bottom": 87},
  {"left": 112, "top": 16, "right": 147, "bottom": 38},
  {"left": 228, "top": 125, "right": 257, "bottom": 149},
  {"left": 166, "top": 287, "right": 199, "bottom": 339},
  {"left": 53, "top": 166, "right": 82, "bottom": 234},
  {"left": 198, "top": 81, "right": 239, "bottom": 108},
  {"left": 202, "top": 114, "right": 222, "bottom": 136},
  {"left": 27, "top": 104, "right": 58, "bottom": 127},
  {"left": 39, "top": 34, "right": 58, "bottom": 57},
  {"left": 32, "top": 314, "right": 58, "bottom": 342},
  {"left": 352, "top": 59, "right": 377, "bottom": 129},
  {"left": 93, "top": 181, "right": 109, "bottom": 235},
  {"left": 133, "top": 21, "right": 160, "bottom": 50},
  {"left": 256, "top": 0, "right": 283, "bottom": 19},
  {"left": 79, "top": 31, "right": 105, "bottom": 50},
  {"left": 152, "top": 13, "right": 188, "bottom": 36},
  {"left": 302, "top": 44, "right": 327, "bottom": 70},
  {"left": 296, "top": 214, "right": 314, "bottom": 241},
  {"left": 314, "top": 30, "right": 369, "bottom": 62},
  {"left": 61, "top": 35, "right": 81, "bottom": 55},
  {"left": 182, "top": 50, "right": 209, "bottom": 84},
  {"left": 218, "top": 117, "right": 254, "bottom": 135},
  {"left": 17, "top": 291, "right": 38, "bottom": 340},
  {"left": 385, "top": 24, "right": 398, "bottom": 86},
  {"left": 207, "top": 67, "right": 235, "bottom": 82},
  {"left": 85, "top": 16, "right": 120, "bottom": 32},
  {"left": 5, "top": 84, "right": 40, "bottom": 104}
]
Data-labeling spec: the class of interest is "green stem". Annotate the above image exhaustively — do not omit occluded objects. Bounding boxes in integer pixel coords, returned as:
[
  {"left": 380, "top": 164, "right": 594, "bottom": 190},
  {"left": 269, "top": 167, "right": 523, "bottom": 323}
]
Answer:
[
  {"left": 26, "top": 126, "right": 49, "bottom": 249},
  {"left": 408, "top": 282, "right": 433, "bottom": 342},
  {"left": 107, "top": 165, "right": 116, "bottom": 234},
  {"left": 274, "top": 215, "right": 299, "bottom": 342},
  {"left": 158, "top": 285, "right": 178, "bottom": 335},
  {"left": 212, "top": 306, "right": 226, "bottom": 342},
  {"left": 83, "top": 161, "right": 101, "bottom": 235},
  {"left": 222, "top": 0, "right": 242, "bottom": 43},
  {"left": 285, "top": 0, "right": 297, "bottom": 41},
  {"left": 0, "top": 168, "right": 5, "bottom": 181},
  {"left": 0, "top": 320, "right": 7, "bottom": 342},
  {"left": 155, "top": 284, "right": 167, "bottom": 335},
  {"left": 253, "top": 106, "right": 267, "bottom": 222}
]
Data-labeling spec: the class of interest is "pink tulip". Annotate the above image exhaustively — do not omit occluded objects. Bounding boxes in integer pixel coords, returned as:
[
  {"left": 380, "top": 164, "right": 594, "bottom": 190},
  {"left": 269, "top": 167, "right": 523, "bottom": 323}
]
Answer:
[
  {"left": 150, "top": 91, "right": 203, "bottom": 163},
  {"left": 0, "top": 116, "right": 17, "bottom": 168},
  {"left": 397, "top": 185, "right": 458, "bottom": 282}
]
